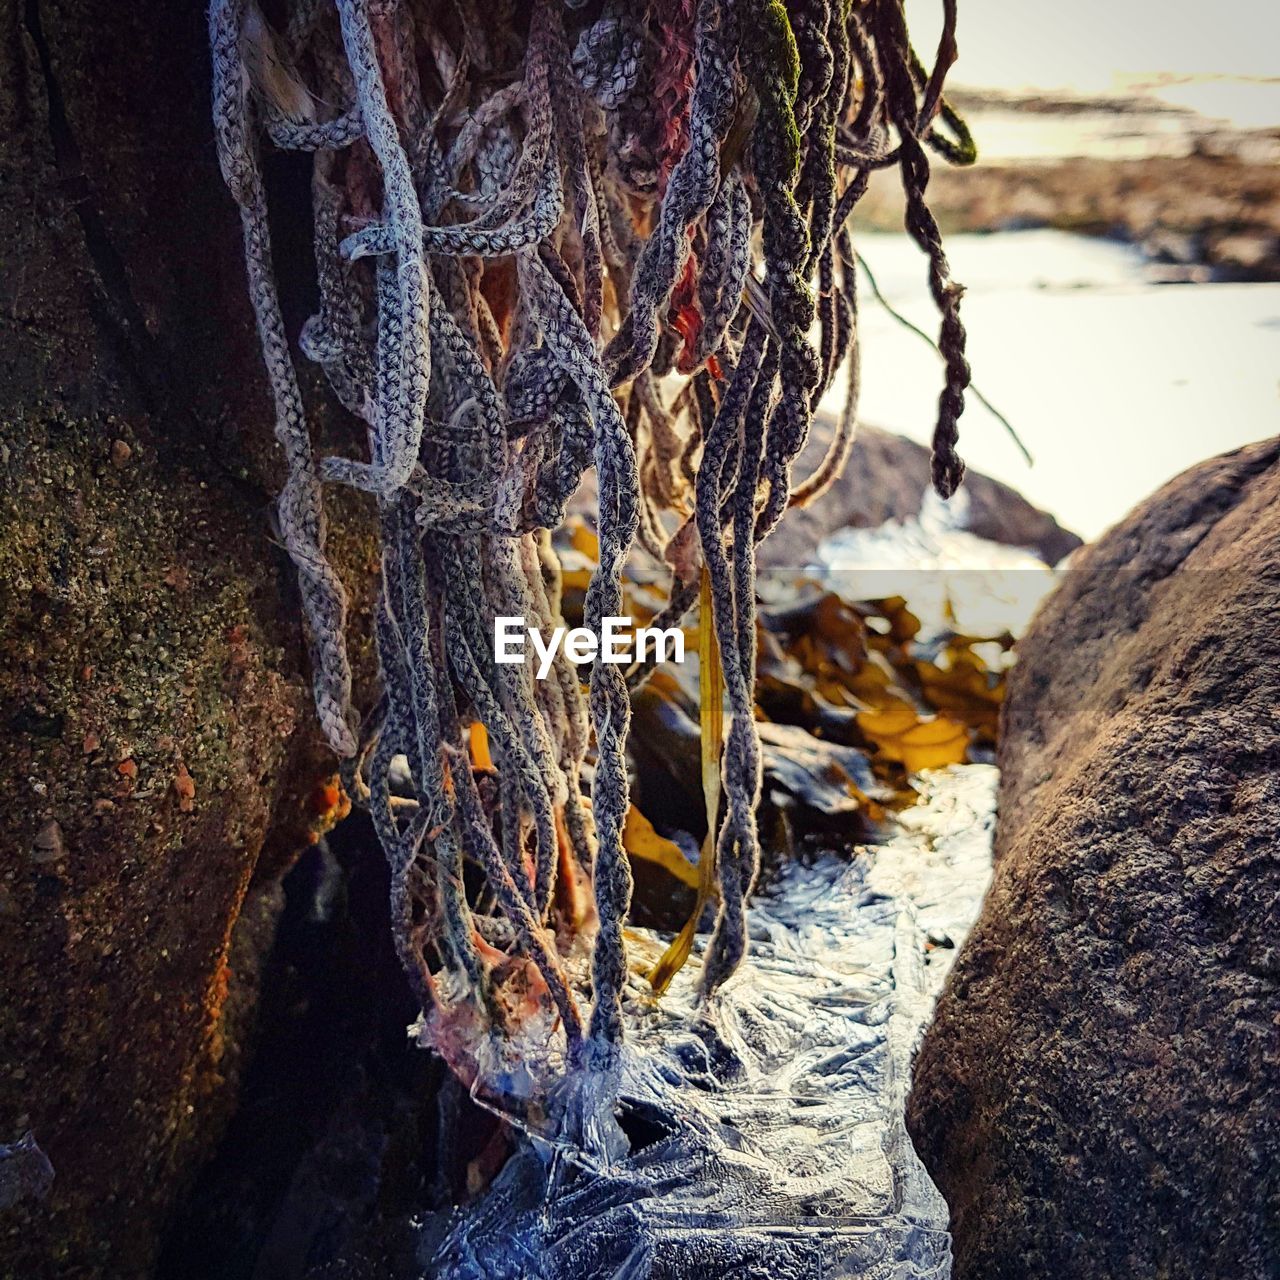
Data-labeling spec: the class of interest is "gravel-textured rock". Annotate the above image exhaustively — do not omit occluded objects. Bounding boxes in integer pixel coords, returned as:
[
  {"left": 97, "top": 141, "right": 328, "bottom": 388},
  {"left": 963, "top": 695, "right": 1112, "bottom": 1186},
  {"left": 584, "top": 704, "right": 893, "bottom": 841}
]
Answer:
[
  {"left": 907, "top": 438, "right": 1280, "bottom": 1278},
  {"left": 0, "top": 4, "right": 377, "bottom": 1276}
]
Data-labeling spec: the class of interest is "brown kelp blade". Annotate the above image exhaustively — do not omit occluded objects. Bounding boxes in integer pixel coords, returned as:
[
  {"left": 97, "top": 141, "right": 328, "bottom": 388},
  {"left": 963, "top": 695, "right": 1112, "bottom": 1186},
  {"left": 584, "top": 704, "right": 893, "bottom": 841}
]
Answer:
[{"left": 649, "top": 569, "right": 722, "bottom": 995}]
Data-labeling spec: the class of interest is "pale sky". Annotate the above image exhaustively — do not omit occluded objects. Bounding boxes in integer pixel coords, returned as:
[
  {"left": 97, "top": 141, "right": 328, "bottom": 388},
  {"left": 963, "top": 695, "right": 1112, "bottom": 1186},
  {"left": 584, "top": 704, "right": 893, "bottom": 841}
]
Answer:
[{"left": 907, "top": 0, "right": 1280, "bottom": 101}]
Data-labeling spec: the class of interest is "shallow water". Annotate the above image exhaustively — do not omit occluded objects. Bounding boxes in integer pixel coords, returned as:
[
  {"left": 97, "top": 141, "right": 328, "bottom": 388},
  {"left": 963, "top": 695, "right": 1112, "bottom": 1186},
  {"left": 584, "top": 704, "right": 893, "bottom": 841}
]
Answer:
[
  {"left": 817, "top": 488, "right": 1058, "bottom": 640},
  {"left": 823, "top": 228, "right": 1280, "bottom": 543},
  {"left": 411, "top": 496, "right": 1051, "bottom": 1280},
  {"left": 428, "top": 767, "right": 997, "bottom": 1279},
  {"left": 422, "top": 498, "right": 1064, "bottom": 1277}
]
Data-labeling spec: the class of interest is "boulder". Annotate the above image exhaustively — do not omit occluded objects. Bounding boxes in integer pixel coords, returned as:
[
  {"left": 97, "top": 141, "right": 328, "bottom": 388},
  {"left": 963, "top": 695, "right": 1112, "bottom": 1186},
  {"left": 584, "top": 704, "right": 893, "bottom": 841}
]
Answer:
[
  {"left": 571, "top": 417, "right": 1080, "bottom": 571},
  {"left": 907, "top": 438, "right": 1280, "bottom": 1278},
  {"left": 760, "top": 418, "right": 1081, "bottom": 569},
  {"left": 0, "top": 3, "right": 377, "bottom": 1276}
]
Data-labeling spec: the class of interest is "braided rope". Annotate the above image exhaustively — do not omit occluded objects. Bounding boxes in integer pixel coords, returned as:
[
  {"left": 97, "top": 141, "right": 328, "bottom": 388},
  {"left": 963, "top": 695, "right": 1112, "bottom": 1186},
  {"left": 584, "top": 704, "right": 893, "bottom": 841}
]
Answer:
[
  {"left": 212, "top": 0, "right": 975, "bottom": 1110},
  {"left": 210, "top": 0, "right": 357, "bottom": 758}
]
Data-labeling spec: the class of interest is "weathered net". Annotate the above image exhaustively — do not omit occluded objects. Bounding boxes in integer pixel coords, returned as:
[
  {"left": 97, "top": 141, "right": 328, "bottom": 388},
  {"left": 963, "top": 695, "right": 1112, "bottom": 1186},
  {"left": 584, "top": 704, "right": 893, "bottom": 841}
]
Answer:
[{"left": 210, "top": 0, "right": 974, "bottom": 1134}]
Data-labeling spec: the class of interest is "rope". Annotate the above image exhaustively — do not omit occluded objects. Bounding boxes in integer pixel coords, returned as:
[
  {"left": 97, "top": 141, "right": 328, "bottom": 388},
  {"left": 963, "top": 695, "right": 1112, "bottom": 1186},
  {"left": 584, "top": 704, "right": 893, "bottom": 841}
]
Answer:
[{"left": 211, "top": 0, "right": 976, "bottom": 1093}]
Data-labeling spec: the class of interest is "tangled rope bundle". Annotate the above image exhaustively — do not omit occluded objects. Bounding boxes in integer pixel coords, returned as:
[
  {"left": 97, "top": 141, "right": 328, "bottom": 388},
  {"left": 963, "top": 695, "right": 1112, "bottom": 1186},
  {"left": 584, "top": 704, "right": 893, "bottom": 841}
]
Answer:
[{"left": 211, "top": 0, "right": 975, "bottom": 1101}]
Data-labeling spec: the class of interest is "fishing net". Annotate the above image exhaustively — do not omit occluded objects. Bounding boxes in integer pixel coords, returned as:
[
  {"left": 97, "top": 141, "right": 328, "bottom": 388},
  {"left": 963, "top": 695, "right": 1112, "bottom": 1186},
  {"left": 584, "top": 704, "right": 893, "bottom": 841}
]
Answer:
[{"left": 210, "top": 0, "right": 975, "bottom": 1148}]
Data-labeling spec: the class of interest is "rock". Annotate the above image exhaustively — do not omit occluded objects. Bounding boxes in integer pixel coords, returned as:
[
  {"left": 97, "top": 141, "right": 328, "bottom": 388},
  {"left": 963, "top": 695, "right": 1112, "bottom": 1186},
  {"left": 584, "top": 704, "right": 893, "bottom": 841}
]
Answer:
[
  {"left": 0, "top": 3, "right": 378, "bottom": 1276},
  {"left": 1141, "top": 227, "right": 1201, "bottom": 265},
  {"left": 907, "top": 439, "right": 1280, "bottom": 1278},
  {"left": 30, "top": 820, "right": 64, "bottom": 866},
  {"left": 761, "top": 418, "right": 1081, "bottom": 569},
  {"left": 1206, "top": 230, "right": 1279, "bottom": 278},
  {"left": 0, "top": 1132, "right": 55, "bottom": 1212},
  {"left": 153, "top": 817, "right": 446, "bottom": 1280},
  {"left": 568, "top": 418, "right": 1080, "bottom": 572},
  {"left": 855, "top": 146, "right": 1280, "bottom": 283}
]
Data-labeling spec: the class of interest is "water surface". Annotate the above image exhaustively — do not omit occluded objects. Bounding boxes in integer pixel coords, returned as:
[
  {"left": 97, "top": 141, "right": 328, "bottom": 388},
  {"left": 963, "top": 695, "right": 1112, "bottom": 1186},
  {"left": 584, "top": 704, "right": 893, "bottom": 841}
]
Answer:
[{"left": 823, "top": 229, "right": 1280, "bottom": 541}]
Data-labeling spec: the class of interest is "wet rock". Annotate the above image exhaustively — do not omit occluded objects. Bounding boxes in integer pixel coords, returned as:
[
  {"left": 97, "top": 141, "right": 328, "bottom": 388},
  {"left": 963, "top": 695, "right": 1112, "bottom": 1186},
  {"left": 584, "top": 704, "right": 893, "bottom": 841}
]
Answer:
[
  {"left": 762, "top": 418, "right": 1081, "bottom": 569},
  {"left": 569, "top": 418, "right": 1080, "bottom": 574},
  {"left": 1206, "top": 230, "right": 1278, "bottom": 278},
  {"left": 907, "top": 438, "right": 1280, "bottom": 1278},
  {"left": 154, "top": 818, "right": 450, "bottom": 1280},
  {"left": 1141, "top": 227, "right": 1201, "bottom": 265},
  {"left": 0, "top": 1131, "right": 55, "bottom": 1212},
  {"left": 856, "top": 138, "right": 1280, "bottom": 282}
]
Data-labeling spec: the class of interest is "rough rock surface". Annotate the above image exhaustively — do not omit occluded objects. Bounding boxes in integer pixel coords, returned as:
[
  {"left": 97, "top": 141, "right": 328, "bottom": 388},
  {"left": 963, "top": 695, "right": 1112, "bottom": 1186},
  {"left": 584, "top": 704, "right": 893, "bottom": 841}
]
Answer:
[
  {"left": 0, "top": 3, "right": 377, "bottom": 1276},
  {"left": 907, "top": 438, "right": 1280, "bottom": 1278}
]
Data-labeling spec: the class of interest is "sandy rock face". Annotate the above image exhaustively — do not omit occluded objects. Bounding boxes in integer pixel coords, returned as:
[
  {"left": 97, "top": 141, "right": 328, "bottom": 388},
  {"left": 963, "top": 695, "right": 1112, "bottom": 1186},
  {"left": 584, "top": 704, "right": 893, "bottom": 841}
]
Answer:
[{"left": 907, "top": 438, "right": 1280, "bottom": 1278}]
